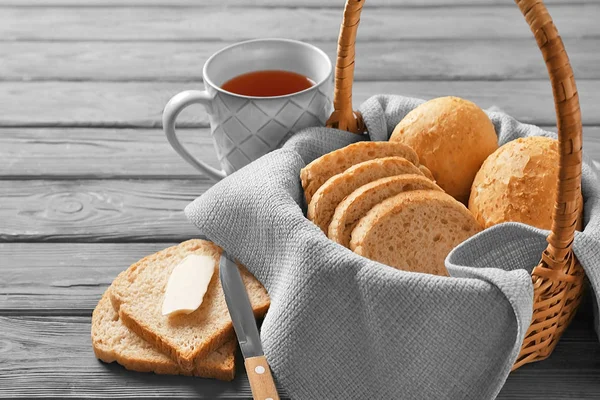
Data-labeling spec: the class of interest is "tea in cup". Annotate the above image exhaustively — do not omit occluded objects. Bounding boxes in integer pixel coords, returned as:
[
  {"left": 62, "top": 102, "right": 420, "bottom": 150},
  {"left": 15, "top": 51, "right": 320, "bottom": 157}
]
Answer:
[{"left": 163, "top": 39, "right": 333, "bottom": 181}]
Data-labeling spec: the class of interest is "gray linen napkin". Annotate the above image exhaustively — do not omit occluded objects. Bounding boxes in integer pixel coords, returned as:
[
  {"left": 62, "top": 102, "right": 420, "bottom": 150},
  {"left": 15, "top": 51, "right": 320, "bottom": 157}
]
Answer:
[{"left": 185, "top": 95, "right": 600, "bottom": 400}]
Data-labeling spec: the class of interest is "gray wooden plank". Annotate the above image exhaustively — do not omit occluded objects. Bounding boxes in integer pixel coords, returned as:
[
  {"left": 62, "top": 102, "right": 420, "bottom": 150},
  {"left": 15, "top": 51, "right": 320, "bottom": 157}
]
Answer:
[
  {"left": 0, "top": 5, "right": 597, "bottom": 41},
  {"left": 0, "top": 243, "right": 176, "bottom": 311},
  {"left": 0, "top": 128, "right": 219, "bottom": 178},
  {"left": 3, "top": 80, "right": 600, "bottom": 127},
  {"left": 1, "top": 126, "right": 599, "bottom": 178},
  {"left": 0, "top": 0, "right": 590, "bottom": 6},
  {"left": 0, "top": 315, "right": 281, "bottom": 399},
  {"left": 3, "top": 39, "right": 600, "bottom": 82},
  {"left": 0, "top": 312, "right": 596, "bottom": 398},
  {"left": 0, "top": 180, "right": 208, "bottom": 242}
]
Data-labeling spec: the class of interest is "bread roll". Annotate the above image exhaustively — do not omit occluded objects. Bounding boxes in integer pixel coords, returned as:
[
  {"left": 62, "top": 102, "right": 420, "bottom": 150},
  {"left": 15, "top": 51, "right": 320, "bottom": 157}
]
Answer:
[
  {"left": 350, "top": 190, "right": 482, "bottom": 276},
  {"left": 469, "top": 136, "right": 583, "bottom": 230},
  {"left": 390, "top": 96, "right": 498, "bottom": 204}
]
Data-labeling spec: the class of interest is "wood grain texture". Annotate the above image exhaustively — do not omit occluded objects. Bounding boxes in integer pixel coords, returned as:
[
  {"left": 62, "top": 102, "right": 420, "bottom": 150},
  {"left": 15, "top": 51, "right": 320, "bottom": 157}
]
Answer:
[
  {"left": 244, "top": 356, "right": 280, "bottom": 400},
  {"left": 1, "top": 2, "right": 599, "bottom": 398},
  {"left": 0, "top": 180, "right": 208, "bottom": 242},
  {"left": 0, "top": 243, "right": 177, "bottom": 311},
  {"left": 3, "top": 80, "right": 600, "bottom": 127},
  {"left": 3, "top": 39, "right": 600, "bottom": 81},
  {"left": 0, "top": 309, "right": 597, "bottom": 398},
  {"left": 0, "top": 315, "right": 288, "bottom": 399},
  {"left": 0, "top": 128, "right": 219, "bottom": 178},
  {"left": 1, "top": 127, "right": 599, "bottom": 178},
  {"left": 0, "top": 5, "right": 597, "bottom": 41},
  {"left": 0, "top": 0, "right": 589, "bottom": 6}
]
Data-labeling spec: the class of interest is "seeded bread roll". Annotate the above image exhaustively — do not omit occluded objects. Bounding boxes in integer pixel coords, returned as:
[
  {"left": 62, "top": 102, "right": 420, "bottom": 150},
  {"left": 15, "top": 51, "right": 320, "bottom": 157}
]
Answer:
[
  {"left": 110, "top": 239, "right": 270, "bottom": 372},
  {"left": 300, "top": 141, "right": 420, "bottom": 204},
  {"left": 328, "top": 175, "right": 442, "bottom": 248},
  {"left": 92, "top": 290, "right": 236, "bottom": 380},
  {"left": 308, "top": 157, "right": 429, "bottom": 233},
  {"left": 390, "top": 96, "right": 498, "bottom": 204},
  {"left": 469, "top": 136, "right": 584, "bottom": 230},
  {"left": 350, "top": 190, "right": 482, "bottom": 276}
]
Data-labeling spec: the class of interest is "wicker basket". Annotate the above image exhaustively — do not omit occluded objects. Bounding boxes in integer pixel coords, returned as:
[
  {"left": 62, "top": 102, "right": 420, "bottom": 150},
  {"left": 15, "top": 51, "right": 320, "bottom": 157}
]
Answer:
[{"left": 326, "top": 0, "right": 585, "bottom": 370}]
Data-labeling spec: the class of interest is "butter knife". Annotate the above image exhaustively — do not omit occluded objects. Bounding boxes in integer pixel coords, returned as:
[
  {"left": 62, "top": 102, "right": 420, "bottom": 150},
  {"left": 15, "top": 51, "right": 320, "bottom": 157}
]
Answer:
[{"left": 219, "top": 252, "right": 280, "bottom": 400}]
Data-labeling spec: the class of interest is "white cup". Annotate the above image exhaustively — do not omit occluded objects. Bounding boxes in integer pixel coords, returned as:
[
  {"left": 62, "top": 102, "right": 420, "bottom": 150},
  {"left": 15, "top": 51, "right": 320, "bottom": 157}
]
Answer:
[{"left": 163, "top": 39, "right": 333, "bottom": 181}]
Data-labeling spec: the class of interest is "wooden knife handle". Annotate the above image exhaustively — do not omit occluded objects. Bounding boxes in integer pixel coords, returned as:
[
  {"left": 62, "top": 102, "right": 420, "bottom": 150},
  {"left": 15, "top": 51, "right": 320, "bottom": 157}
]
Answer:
[{"left": 244, "top": 355, "right": 280, "bottom": 400}]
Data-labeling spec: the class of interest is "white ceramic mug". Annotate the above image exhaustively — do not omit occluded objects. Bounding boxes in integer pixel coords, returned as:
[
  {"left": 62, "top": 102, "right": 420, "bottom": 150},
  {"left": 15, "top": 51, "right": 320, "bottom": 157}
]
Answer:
[{"left": 163, "top": 39, "right": 333, "bottom": 181}]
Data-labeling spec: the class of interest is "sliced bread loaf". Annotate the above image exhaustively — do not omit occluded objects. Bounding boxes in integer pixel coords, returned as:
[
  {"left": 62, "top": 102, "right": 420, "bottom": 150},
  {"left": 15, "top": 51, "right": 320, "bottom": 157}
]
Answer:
[
  {"left": 328, "top": 175, "right": 442, "bottom": 248},
  {"left": 308, "top": 157, "right": 428, "bottom": 234},
  {"left": 110, "top": 239, "right": 270, "bottom": 372},
  {"left": 92, "top": 289, "right": 236, "bottom": 380},
  {"left": 350, "top": 190, "right": 482, "bottom": 276},
  {"left": 300, "top": 141, "right": 420, "bottom": 204}
]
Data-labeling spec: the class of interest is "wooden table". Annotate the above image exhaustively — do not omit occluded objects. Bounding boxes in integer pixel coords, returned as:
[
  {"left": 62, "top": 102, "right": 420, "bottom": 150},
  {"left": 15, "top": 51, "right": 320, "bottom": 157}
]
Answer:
[{"left": 1, "top": 0, "right": 600, "bottom": 398}]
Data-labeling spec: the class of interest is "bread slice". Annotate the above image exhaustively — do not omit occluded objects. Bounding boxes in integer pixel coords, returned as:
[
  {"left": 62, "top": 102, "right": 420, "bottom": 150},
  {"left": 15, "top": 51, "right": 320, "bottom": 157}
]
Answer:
[
  {"left": 92, "top": 289, "right": 236, "bottom": 381},
  {"left": 329, "top": 175, "right": 442, "bottom": 248},
  {"left": 308, "top": 157, "right": 429, "bottom": 233},
  {"left": 300, "top": 141, "right": 420, "bottom": 204},
  {"left": 419, "top": 165, "right": 435, "bottom": 181},
  {"left": 350, "top": 190, "right": 482, "bottom": 276},
  {"left": 110, "top": 239, "right": 270, "bottom": 372}
]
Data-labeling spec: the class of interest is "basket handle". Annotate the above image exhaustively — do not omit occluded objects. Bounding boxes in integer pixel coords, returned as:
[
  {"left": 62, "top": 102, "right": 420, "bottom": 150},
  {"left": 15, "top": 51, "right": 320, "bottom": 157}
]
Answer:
[
  {"left": 328, "top": 0, "right": 583, "bottom": 278},
  {"left": 325, "top": 0, "right": 366, "bottom": 133},
  {"left": 516, "top": 0, "right": 582, "bottom": 282}
]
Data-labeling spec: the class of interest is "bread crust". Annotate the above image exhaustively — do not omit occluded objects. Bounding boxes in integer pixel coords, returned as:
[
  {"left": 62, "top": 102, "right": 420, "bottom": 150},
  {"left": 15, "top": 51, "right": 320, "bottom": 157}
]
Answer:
[
  {"left": 329, "top": 175, "right": 441, "bottom": 247},
  {"left": 92, "top": 290, "right": 237, "bottom": 381},
  {"left": 390, "top": 96, "right": 498, "bottom": 204},
  {"left": 468, "top": 136, "right": 584, "bottom": 230},
  {"left": 419, "top": 165, "right": 435, "bottom": 181},
  {"left": 308, "top": 157, "right": 428, "bottom": 233},
  {"left": 300, "top": 141, "right": 420, "bottom": 204},
  {"left": 109, "top": 239, "right": 270, "bottom": 372}
]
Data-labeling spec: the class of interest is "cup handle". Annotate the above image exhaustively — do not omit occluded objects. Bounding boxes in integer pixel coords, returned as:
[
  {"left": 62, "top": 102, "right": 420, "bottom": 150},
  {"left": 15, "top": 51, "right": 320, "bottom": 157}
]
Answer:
[{"left": 162, "top": 90, "right": 227, "bottom": 181}]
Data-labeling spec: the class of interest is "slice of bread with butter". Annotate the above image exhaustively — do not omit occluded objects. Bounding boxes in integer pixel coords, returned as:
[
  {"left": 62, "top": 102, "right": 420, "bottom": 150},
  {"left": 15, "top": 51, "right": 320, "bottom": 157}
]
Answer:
[
  {"left": 109, "top": 239, "right": 271, "bottom": 372},
  {"left": 162, "top": 253, "right": 216, "bottom": 317},
  {"left": 92, "top": 290, "right": 237, "bottom": 380}
]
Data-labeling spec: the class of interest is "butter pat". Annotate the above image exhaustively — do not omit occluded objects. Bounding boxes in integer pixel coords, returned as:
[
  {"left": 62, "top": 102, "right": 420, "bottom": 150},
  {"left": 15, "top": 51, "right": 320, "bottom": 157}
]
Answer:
[{"left": 162, "top": 254, "right": 215, "bottom": 316}]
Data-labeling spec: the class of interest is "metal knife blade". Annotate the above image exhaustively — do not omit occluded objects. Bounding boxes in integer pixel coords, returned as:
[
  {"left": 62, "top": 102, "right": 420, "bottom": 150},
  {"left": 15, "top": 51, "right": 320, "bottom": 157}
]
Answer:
[{"left": 219, "top": 251, "right": 264, "bottom": 359}]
